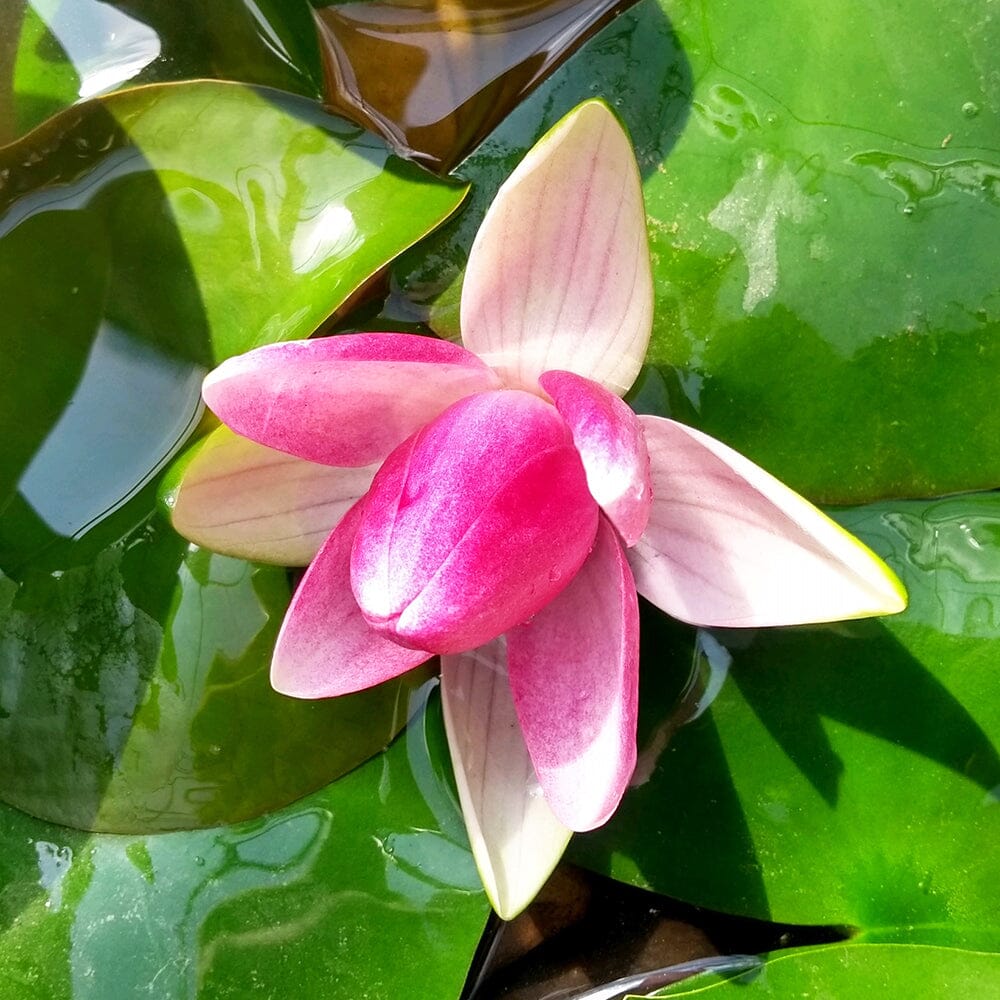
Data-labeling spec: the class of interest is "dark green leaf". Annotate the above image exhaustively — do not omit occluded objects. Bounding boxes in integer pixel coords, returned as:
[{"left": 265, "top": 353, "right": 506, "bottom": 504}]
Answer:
[
  {"left": 647, "top": 944, "right": 1000, "bottom": 998},
  {"left": 396, "top": 0, "right": 1000, "bottom": 502},
  {"left": 572, "top": 494, "right": 1000, "bottom": 949},
  {"left": 0, "top": 81, "right": 466, "bottom": 830},
  {"left": 1, "top": 80, "right": 467, "bottom": 574},
  {"left": 0, "top": 513, "right": 431, "bottom": 832},
  {"left": 0, "top": 684, "right": 488, "bottom": 998}
]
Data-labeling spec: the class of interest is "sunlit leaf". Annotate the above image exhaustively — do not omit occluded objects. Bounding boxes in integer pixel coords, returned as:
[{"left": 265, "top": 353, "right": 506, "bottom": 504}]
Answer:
[
  {"left": 648, "top": 944, "right": 1000, "bottom": 998},
  {"left": 0, "top": 685, "right": 488, "bottom": 997},
  {"left": 0, "top": 82, "right": 467, "bottom": 832},
  {"left": 396, "top": 0, "right": 1000, "bottom": 502},
  {"left": 0, "top": 0, "right": 323, "bottom": 141},
  {"left": 573, "top": 494, "right": 1000, "bottom": 950}
]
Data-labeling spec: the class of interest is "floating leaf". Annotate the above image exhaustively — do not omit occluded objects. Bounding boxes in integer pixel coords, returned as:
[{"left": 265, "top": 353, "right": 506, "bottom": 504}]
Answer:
[
  {"left": 649, "top": 943, "right": 1000, "bottom": 998},
  {"left": 0, "top": 0, "right": 323, "bottom": 141},
  {"left": 1, "top": 80, "right": 467, "bottom": 574},
  {"left": 0, "top": 81, "right": 466, "bottom": 830},
  {"left": 573, "top": 494, "right": 1000, "bottom": 950},
  {"left": 396, "top": 0, "right": 1000, "bottom": 502},
  {"left": 0, "top": 685, "right": 489, "bottom": 998},
  {"left": 0, "top": 514, "right": 430, "bottom": 832}
]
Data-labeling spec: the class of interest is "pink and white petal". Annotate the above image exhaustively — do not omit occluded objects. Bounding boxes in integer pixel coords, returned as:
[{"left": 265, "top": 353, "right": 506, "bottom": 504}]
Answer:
[
  {"left": 203, "top": 333, "right": 501, "bottom": 467},
  {"left": 507, "top": 518, "right": 639, "bottom": 831},
  {"left": 272, "top": 501, "right": 432, "bottom": 698},
  {"left": 630, "top": 416, "right": 908, "bottom": 627},
  {"left": 461, "top": 100, "right": 652, "bottom": 397},
  {"left": 441, "top": 640, "right": 572, "bottom": 920},
  {"left": 352, "top": 390, "right": 598, "bottom": 654},
  {"left": 539, "top": 370, "right": 651, "bottom": 545},
  {"left": 168, "top": 425, "right": 378, "bottom": 565}
]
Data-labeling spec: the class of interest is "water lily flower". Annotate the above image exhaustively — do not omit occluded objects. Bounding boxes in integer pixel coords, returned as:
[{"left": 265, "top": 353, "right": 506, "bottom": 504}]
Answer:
[{"left": 169, "top": 99, "right": 906, "bottom": 917}]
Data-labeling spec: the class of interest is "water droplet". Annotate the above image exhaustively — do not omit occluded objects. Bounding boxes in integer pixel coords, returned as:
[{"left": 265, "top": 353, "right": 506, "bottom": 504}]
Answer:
[
  {"left": 764, "top": 111, "right": 779, "bottom": 126},
  {"left": 902, "top": 203, "right": 915, "bottom": 216},
  {"left": 962, "top": 101, "right": 980, "bottom": 118},
  {"left": 548, "top": 567, "right": 562, "bottom": 584},
  {"left": 194, "top": 855, "right": 205, "bottom": 867}
]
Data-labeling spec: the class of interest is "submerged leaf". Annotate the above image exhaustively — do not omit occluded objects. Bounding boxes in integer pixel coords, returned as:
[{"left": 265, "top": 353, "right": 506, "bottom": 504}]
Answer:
[
  {"left": 314, "top": 0, "right": 640, "bottom": 171},
  {"left": 0, "top": 519, "right": 429, "bottom": 833}
]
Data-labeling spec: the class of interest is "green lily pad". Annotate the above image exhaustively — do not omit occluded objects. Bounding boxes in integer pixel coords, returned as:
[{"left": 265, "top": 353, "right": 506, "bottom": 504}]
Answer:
[
  {"left": 1, "top": 80, "right": 467, "bottom": 573},
  {"left": 0, "top": 0, "right": 322, "bottom": 142},
  {"left": 0, "top": 683, "right": 489, "bottom": 998},
  {"left": 647, "top": 943, "right": 1000, "bottom": 998},
  {"left": 572, "top": 494, "right": 1000, "bottom": 950},
  {"left": 397, "top": 0, "right": 1000, "bottom": 502},
  {"left": 0, "top": 80, "right": 466, "bottom": 831},
  {"left": 0, "top": 511, "right": 431, "bottom": 832}
]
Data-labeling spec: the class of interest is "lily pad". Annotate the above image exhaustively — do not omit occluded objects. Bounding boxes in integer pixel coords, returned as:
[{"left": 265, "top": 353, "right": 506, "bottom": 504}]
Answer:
[
  {"left": 572, "top": 493, "right": 1000, "bottom": 950},
  {"left": 648, "top": 943, "right": 1000, "bottom": 998},
  {"left": 0, "top": 683, "right": 489, "bottom": 998},
  {"left": 0, "top": 80, "right": 467, "bottom": 831},
  {"left": 0, "top": 0, "right": 323, "bottom": 141},
  {"left": 1, "top": 80, "right": 467, "bottom": 573},
  {"left": 397, "top": 0, "right": 1000, "bottom": 502},
  {"left": 0, "top": 512, "right": 431, "bottom": 832}
]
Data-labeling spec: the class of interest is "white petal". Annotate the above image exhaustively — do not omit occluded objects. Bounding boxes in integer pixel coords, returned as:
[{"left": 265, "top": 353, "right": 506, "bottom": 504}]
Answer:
[
  {"left": 461, "top": 100, "right": 652, "bottom": 396},
  {"left": 630, "top": 417, "right": 908, "bottom": 626},
  {"left": 167, "top": 425, "right": 377, "bottom": 565},
  {"left": 440, "top": 640, "right": 572, "bottom": 919}
]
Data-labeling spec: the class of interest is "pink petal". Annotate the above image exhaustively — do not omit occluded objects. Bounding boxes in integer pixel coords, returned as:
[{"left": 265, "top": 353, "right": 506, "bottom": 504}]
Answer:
[
  {"left": 167, "top": 425, "right": 378, "bottom": 565},
  {"left": 203, "top": 333, "right": 501, "bottom": 466},
  {"left": 351, "top": 390, "right": 599, "bottom": 653},
  {"left": 271, "top": 501, "right": 431, "bottom": 698},
  {"left": 539, "top": 370, "right": 652, "bottom": 545},
  {"left": 630, "top": 416, "right": 909, "bottom": 626},
  {"left": 440, "top": 640, "right": 572, "bottom": 919},
  {"left": 507, "top": 517, "right": 639, "bottom": 831},
  {"left": 461, "top": 100, "right": 653, "bottom": 397}
]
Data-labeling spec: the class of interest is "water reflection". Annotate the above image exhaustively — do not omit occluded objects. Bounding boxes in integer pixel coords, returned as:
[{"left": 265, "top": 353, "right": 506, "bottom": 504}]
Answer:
[
  {"left": 290, "top": 201, "right": 361, "bottom": 274},
  {"left": 19, "top": 321, "right": 204, "bottom": 539},
  {"left": 0, "top": 690, "right": 489, "bottom": 998},
  {"left": 845, "top": 497, "right": 1000, "bottom": 638},
  {"left": 28, "top": 0, "right": 161, "bottom": 100},
  {"left": 6, "top": 0, "right": 322, "bottom": 140},
  {"left": 34, "top": 839, "right": 74, "bottom": 912},
  {"left": 69, "top": 808, "right": 333, "bottom": 999}
]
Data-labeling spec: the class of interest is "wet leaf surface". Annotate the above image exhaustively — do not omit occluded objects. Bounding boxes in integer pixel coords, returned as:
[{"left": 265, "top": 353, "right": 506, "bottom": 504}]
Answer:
[
  {"left": 572, "top": 493, "right": 1000, "bottom": 950},
  {"left": 649, "top": 943, "right": 1000, "bottom": 998},
  {"left": 1, "top": 80, "right": 467, "bottom": 574},
  {"left": 0, "top": 80, "right": 466, "bottom": 831},
  {"left": 395, "top": 0, "right": 1000, "bottom": 502},
  {"left": 0, "top": 0, "right": 323, "bottom": 141},
  {"left": 0, "top": 684, "right": 489, "bottom": 998},
  {"left": 0, "top": 515, "right": 431, "bottom": 832}
]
